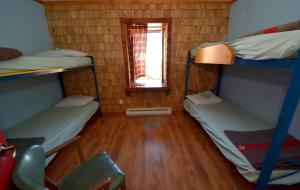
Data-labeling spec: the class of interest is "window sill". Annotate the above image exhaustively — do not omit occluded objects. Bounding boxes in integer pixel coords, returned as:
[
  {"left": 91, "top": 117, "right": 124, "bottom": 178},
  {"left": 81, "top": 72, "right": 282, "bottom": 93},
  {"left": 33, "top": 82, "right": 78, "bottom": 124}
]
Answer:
[{"left": 125, "top": 82, "right": 170, "bottom": 92}]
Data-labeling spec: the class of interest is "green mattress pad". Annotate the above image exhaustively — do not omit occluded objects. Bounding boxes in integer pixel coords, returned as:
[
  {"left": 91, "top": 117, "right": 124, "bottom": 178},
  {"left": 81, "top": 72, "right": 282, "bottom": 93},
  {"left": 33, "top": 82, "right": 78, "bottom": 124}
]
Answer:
[
  {"left": 0, "top": 56, "right": 92, "bottom": 74},
  {"left": 4, "top": 101, "right": 99, "bottom": 164},
  {"left": 184, "top": 99, "right": 300, "bottom": 185}
]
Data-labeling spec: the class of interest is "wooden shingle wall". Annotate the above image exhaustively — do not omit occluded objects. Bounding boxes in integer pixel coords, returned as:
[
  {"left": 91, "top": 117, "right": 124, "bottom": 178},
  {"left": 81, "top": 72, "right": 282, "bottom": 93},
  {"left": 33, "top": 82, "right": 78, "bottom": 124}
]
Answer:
[{"left": 45, "top": 3, "right": 230, "bottom": 113}]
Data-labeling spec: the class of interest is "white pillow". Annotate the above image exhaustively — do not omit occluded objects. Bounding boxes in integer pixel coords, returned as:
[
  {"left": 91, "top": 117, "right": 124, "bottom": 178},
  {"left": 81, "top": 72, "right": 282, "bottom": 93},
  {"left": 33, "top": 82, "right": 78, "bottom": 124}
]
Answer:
[
  {"left": 186, "top": 91, "right": 222, "bottom": 105},
  {"left": 35, "top": 49, "right": 88, "bottom": 57},
  {"left": 55, "top": 95, "right": 94, "bottom": 108}
]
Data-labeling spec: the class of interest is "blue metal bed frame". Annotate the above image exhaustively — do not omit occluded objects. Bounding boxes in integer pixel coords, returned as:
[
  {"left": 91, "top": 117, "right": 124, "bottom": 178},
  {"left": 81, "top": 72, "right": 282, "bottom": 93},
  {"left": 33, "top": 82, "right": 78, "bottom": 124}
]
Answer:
[
  {"left": 0, "top": 56, "right": 101, "bottom": 103},
  {"left": 184, "top": 50, "right": 300, "bottom": 190}
]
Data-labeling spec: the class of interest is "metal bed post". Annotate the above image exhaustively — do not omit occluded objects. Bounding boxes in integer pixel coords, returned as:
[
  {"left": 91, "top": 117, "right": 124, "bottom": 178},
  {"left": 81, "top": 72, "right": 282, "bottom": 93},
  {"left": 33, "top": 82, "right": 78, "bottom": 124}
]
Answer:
[
  {"left": 216, "top": 65, "right": 223, "bottom": 96},
  {"left": 89, "top": 56, "right": 102, "bottom": 116},
  {"left": 255, "top": 53, "right": 300, "bottom": 190},
  {"left": 58, "top": 73, "right": 66, "bottom": 97},
  {"left": 90, "top": 56, "right": 100, "bottom": 102},
  {"left": 184, "top": 51, "right": 192, "bottom": 97},
  {"left": 92, "top": 67, "right": 100, "bottom": 101}
]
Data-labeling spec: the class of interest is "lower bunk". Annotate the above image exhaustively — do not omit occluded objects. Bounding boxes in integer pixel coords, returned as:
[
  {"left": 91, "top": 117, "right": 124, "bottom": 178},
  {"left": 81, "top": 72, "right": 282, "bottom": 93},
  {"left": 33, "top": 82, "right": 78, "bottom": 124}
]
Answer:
[
  {"left": 3, "top": 100, "right": 99, "bottom": 165},
  {"left": 184, "top": 99, "right": 300, "bottom": 185}
]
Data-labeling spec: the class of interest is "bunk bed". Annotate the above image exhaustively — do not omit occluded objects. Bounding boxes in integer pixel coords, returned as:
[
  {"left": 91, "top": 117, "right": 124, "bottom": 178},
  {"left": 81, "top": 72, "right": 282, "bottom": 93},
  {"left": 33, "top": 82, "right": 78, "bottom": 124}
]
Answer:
[
  {"left": 184, "top": 24, "right": 300, "bottom": 189},
  {"left": 0, "top": 54, "right": 101, "bottom": 164}
]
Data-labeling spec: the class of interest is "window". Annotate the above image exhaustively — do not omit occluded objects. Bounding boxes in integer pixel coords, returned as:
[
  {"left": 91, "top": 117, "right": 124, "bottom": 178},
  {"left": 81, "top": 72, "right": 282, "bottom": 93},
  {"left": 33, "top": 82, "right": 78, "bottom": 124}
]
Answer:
[{"left": 120, "top": 18, "right": 171, "bottom": 91}]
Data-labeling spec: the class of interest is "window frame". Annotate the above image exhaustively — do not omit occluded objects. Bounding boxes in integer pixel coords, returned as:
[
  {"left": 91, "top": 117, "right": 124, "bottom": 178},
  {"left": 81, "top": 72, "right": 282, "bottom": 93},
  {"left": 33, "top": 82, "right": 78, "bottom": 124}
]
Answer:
[{"left": 120, "top": 18, "right": 172, "bottom": 92}]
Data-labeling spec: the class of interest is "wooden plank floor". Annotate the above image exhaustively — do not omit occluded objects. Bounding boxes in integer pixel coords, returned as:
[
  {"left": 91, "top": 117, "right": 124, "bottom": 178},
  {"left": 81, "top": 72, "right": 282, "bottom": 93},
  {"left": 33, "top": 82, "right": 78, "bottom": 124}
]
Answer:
[{"left": 46, "top": 113, "right": 298, "bottom": 190}]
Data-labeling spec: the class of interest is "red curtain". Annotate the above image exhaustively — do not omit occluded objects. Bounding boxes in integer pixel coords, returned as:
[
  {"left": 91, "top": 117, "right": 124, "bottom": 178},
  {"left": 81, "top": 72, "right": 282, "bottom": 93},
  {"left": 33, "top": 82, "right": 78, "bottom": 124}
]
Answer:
[{"left": 127, "top": 24, "right": 148, "bottom": 82}]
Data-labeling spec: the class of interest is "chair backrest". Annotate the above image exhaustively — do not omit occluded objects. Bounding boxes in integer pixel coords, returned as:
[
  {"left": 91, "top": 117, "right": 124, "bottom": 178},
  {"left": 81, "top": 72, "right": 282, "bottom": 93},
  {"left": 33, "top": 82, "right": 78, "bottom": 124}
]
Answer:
[{"left": 13, "top": 145, "right": 48, "bottom": 190}]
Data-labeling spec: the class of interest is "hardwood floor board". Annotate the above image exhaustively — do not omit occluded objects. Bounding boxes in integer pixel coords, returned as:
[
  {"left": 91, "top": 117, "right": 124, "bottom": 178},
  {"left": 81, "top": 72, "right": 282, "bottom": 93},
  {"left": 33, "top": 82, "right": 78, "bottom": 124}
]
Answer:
[{"left": 46, "top": 113, "right": 299, "bottom": 190}]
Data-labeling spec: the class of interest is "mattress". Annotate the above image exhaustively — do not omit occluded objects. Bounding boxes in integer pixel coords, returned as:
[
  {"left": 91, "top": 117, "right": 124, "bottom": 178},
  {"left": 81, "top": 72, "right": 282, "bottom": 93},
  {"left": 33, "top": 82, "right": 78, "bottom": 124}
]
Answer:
[
  {"left": 191, "top": 30, "right": 300, "bottom": 60},
  {"left": 184, "top": 99, "right": 300, "bottom": 185},
  {"left": 4, "top": 101, "right": 99, "bottom": 164},
  {"left": 0, "top": 56, "right": 92, "bottom": 76}
]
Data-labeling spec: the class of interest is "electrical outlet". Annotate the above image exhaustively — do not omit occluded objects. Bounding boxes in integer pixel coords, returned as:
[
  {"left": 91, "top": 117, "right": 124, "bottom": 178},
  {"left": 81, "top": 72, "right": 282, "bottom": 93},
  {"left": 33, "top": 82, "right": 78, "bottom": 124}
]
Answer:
[{"left": 119, "top": 99, "right": 123, "bottom": 105}]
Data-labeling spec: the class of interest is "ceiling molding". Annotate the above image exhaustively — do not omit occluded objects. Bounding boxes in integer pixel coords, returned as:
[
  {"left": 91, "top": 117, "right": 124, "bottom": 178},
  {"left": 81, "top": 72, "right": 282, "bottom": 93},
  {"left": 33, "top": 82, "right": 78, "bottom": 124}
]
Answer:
[{"left": 35, "top": 0, "right": 236, "bottom": 6}]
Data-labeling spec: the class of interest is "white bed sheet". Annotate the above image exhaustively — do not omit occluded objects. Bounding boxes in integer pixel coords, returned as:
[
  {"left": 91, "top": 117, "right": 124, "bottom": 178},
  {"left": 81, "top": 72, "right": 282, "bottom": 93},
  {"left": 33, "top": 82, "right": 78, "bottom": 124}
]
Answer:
[{"left": 191, "top": 30, "right": 300, "bottom": 60}]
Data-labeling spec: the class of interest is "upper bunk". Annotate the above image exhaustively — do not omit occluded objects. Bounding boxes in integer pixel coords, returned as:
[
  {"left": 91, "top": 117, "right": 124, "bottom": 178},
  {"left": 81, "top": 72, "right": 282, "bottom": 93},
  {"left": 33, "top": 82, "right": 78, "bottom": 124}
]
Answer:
[
  {"left": 190, "top": 29, "right": 300, "bottom": 68},
  {"left": 0, "top": 54, "right": 94, "bottom": 82}
]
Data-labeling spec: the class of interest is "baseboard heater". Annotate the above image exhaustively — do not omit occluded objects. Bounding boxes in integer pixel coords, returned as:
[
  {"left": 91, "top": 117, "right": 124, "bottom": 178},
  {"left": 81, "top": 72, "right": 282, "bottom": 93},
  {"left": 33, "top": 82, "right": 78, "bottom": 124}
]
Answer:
[{"left": 126, "top": 107, "right": 172, "bottom": 116}]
